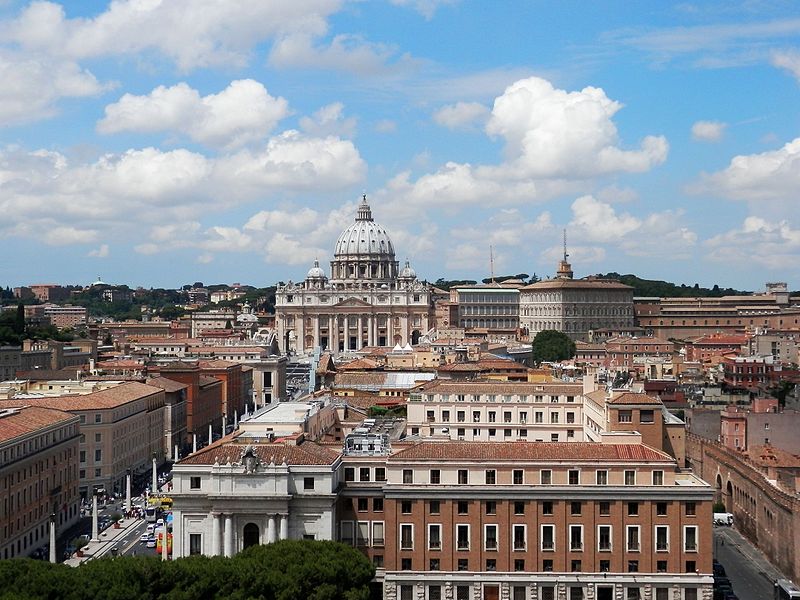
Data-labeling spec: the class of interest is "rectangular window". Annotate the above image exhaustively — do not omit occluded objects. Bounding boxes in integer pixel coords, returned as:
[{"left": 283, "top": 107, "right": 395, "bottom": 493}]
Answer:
[
  {"left": 303, "top": 477, "right": 314, "bottom": 490},
  {"left": 457, "top": 524, "right": 470, "bottom": 550},
  {"left": 569, "top": 470, "right": 580, "bottom": 485},
  {"left": 485, "top": 469, "right": 496, "bottom": 484},
  {"left": 400, "top": 524, "right": 413, "bottom": 551},
  {"left": 458, "top": 469, "right": 468, "bottom": 484},
  {"left": 94, "top": 413, "right": 101, "bottom": 423},
  {"left": 655, "top": 590, "right": 668, "bottom": 600},
  {"left": 570, "top": 560, "right": 582, "bottom": 573},
  {"left": 360, "top": 467, "right": 370, "bottom": 481},
  {"left": 357, "top": 521, "right": 369, "bottom": 546},
  {"left": 357, "top": 498, "right": 369, "bottom": 512},
  {"left": 684, "top": 589, "right": 697, "bottom": 600},
  {"left": 375, "top": 467, "right": 386, "bottom": 481},
  {"left": 401, "top": 500, "right": 412, "bottom": 514},
  {"left": 401, "top": 585, "right": 413, "bottom": 600},
  {"left": 571, "top": 501, "right": 582, "bottom": 516},
  {"left": 457, "top": 500, "right": 468, "bottom": 514},
  {"left": 628, "top": 502, "right": 639, "bottom": 516},
  {"left": 485, "top": 501, "right": 497, "bottom": 515},
  {"left": 513, "top": 469, "right": 524, "bottom": 484},
  {"left": 655, "top": 525, "right": 669, "bottom": 551},
  {"left": 542, "top": 501, "right": 553, "bottom": 515},
  {"left": 657, "top": 560, "right": 667, "bottom": 573},
  {"left": 541, "top": 524, "right": 555, "bottom": 551},
  {"left": 535, "top": 411, "right": 543, "bottom": 423},
  {"left": 550, "top": 412, "right": 559, "bottom": 424},
  {"left": 514, "top": 501, "right": 525, "bottom": 515},
  {"left": 340, "top": 521, "right": 354, "bottom": 545},
  {"left": 484, "top": 524, "right": 498, "bottom": 551},
  {"left": 641, "top": 410, "right": 654, "bottom": 423},
  {"left": 513, "top": 524, "right": 526, "bottom": 551},
  {"left": 344, "top": 467, "right": 355, "bottom": 482},
  {"left": 541, "top": 587, "right": 555, "bottom": 600},
  {"left": 429, "top": 500, "right": 440, "bottom": 514},
  {"left": 628, "top": 560, "right": 639, "bottom": 573},
  {"left": 598, "top": 525, "right": 612, "bottom": 551},
  {"left": 627, "top": 526, "right": 640, "bottom": 552},
  {"left": 656, "top": 501, "right": 667, "bottom": 516},
  {"left": 570, "top": 525, "right": 583, "bottom": 551},
  {"left": 94, "top": 449, "right": 102, "bottom": 462},
  {"left": 442, "top": 410, "right": 450, "bottom": 422},
  {"left": 624, "top": 470, "right": 636, "bottom": 485},
  {"left": 430, "top": 469, "right": 440, "bottom": 484},
  {"left": 429, "top": 586, "right": 442, "bottom": 600},
  {"left": 619, "top": 410, "right": 632, "bottom": 423},
  {"left": 428, "top": 524, "right": 441, "bottom": 550},
  {"left": 189, "top": 533, "right": 202, "bottom": 555},
  {"left": 685, "top": 501, "right": 696, "bottom": 516},
  {"left": 652, "top": 470, "right": 664, "bottom": 485},
  {"left": 596, "top": 470, "right": 608, "bottom": 485},
  {"left": 684, "top": 525, "right": 698, "bottom": 551},
  {"left": 402, "top": 469, "right": 413, "bottom": 484},
  {"left": 457, "top": 586, "right": 470, "bottom": 600},
  {"left": 372, "top": 522, "right": 384, "bottom": 547},
  {"left": 570, "top": 587, "right": 583, "bottom": 600},
  {"left": 373, "top": 498, "right": 383, "bottom": 512},
  {"left": 190, "top": 476, "right": 201, "bottom": 489},
  {"left": 429, "top": 558, "right": 440, "bottom": 571},
  {"left": 541, "top": 469, "right": 552, "bottom": 485},
  {"left": 600, "top": 560, "right": 610, "bottom": 572},
  {"left": 457, "top": 559, "right": 468, "bottom": 572},
  {"left": 599, "top": 501, "right": 610, "bottom": 516},
  {"left": 626, "top": 589, "right": 641, "bottom": 600},
  {"left": 486, "top": 559, "right": 496, "bottom": 571}
]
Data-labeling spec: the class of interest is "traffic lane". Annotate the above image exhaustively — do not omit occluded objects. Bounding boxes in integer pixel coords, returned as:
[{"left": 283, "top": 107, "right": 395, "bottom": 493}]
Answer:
[
  {"left": 714, "top": 527, "right": 775, "bottom": 600},
  {"left": 115, "top": 519, "right": 149, "bottom": 557}
]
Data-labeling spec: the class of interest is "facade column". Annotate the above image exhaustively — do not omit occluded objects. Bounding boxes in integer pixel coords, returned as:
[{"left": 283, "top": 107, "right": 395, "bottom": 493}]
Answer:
[
  {"left": 327, "top": 315, "right": 334, "bottom": 351},
  {"left": 279, "top": 513, "right": 289, "bottom": 540},
  {"left": 211, "top": 512, "right": 221, "bottom": 556},
  {"left": 314, "top": 317, "right": 320, "bottom": 350},
  {"left": 267, "top": 515, "right": 276, "bottom": 543},
  {"left": 49, "top": 514, "right": 56, "bottom": 563},
  {"left": 91, "top": 492, "right": 99, "bottom": 541},
  {"left": 223, "top": 514, "right": 234, "bottom": 557},
  {"left": 297, "top": 316, "right": 305, "bottom": 354},
  {"left": 125, "top": 471, "right": 132, "bottom": 514},
  {"left": 401, "top": 314, "right": 409, "bottom": 344},
  {"left": 367, "top": 316, "right": 373, "bottom": 348},
  {"left": 357, "top": 314, "right": 363, "bottom": 350}
]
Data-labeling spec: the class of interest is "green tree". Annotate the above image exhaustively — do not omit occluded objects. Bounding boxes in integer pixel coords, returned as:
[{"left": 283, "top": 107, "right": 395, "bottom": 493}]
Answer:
[{"left": 531, "top": 330, "right": 576, "bottom": 364}]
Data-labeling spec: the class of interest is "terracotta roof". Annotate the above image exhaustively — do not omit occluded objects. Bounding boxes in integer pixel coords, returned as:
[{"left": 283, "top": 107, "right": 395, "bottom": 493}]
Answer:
[
  {"left": 521, "top": 279, "right": 633, "bottom": 291},
  {"left": 198, "top": 360, "right": 238, "bottom": 369},
  {"left": 14, "top": 369, "right": 82, "bottom": 381},
  {"left": 746, "top": 445, "right": 800, "bottom": 468},
  {"left": 607, "top": 392, "right": 663, "bottom": 406},
  {"left": 178, "top": 438, "right": 340, "bottom": 466},
  {"left": 159, "top": 361, "right": 199, "bottom": 371},
  {"left": 199, "top": 375, "right": 221, "bottom": 387},
  {"left": 146, "top": 376, "right": 189, "bottom": 393},
  {"left": 390, "top": 441, "right": 673, "bottom": 462},
  {"left": 0, "top": 381, "right": 162, "bottom": 411},
  {"left": 339, "top": 358, "right": 381, "bottom": 371},
  {"left": 0, "top": 406, "right": 77, "bottom": 443},
  {"left": 689, "top": 334, "right": 748, "bottom": 345},
  {"left": 333, "top": 372, "right": 390, "bottom": 388},
  {"left": 416, "top": 379, "right": 583, "bottom": 396},
  {"left": 316, "top": 353, "right": 336, "bottom": 375}
]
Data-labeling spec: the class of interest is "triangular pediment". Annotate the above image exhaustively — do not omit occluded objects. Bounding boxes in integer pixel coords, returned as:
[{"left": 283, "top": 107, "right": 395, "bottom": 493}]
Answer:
[{"left": 333, "top": 297, "right": 372, "bottom": 308}]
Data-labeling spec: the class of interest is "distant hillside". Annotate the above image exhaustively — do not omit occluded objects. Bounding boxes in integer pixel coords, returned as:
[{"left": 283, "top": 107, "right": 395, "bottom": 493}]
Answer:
[{"left": 595, "top": 273, "right": 751, "bottom": 298}]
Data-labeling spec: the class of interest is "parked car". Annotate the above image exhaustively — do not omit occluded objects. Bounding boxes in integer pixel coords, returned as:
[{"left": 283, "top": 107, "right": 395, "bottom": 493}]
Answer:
[
  {"left": 139, "top": 533, "right": 150, "bottom": 542},
  {"left": 146, "top": 537, "right": 156, "bottom": 548}
]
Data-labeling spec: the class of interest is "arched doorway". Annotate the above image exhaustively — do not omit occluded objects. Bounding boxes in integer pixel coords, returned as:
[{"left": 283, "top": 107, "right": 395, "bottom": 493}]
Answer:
[
  {"left": 411, "top": 330, "right": 421, "bottom": 345},
  {"left": 726, "top": 481, "right": 733, "bottom": 512},
  {"left": 243, "top": 522, "right": 260, "bottom": 549}
]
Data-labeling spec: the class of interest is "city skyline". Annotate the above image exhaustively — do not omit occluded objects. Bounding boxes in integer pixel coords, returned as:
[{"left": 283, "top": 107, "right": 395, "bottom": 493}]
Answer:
[{"left": 1, "top": 1, "right": 800, "bottom": 289}]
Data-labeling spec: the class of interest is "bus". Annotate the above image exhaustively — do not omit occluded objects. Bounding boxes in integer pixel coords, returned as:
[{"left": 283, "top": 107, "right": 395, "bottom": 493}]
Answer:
[
  {"left": 145, "top": 496, "right": 173, "bottom": 522},
  {"left": 775, "top": 579, "right": 800, "bottom": 600}
]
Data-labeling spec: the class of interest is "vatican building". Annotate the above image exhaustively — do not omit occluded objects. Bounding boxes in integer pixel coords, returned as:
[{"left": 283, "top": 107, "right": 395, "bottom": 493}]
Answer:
[{"left": 274, "top": 195, "right": 434, "bottom": 354}]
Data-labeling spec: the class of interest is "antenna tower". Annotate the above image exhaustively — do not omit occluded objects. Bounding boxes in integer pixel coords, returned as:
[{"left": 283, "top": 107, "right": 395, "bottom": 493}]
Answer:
[{"left": 489, "top": 245, "right": 495, "bottom": 284}]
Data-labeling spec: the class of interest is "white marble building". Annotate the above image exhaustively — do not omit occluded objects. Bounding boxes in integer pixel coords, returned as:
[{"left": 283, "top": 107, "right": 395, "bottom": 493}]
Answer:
[{"left": 275, "top": 195, "right": 434, "bottom": 355}]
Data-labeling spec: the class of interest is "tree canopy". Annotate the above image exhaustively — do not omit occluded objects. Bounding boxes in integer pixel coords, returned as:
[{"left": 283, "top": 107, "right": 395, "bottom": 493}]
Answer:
[
  {"left": 595, "top": 273, "right": 749, "bottom": 298},
  {"left": 531, "top": 330, "right": 576, "bottom": 364},
  {"left": 0, "top": 539, "right": 375, "bottom": 600}
]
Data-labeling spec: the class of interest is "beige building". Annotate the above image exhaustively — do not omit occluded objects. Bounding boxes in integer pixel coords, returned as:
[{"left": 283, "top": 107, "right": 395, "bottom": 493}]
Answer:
[
  {"left": 0, "top": 405, "right": 81, "bottom": 559},
  {"left": 275, "top": 195, "right": 434, "bottom": 355},
  {"left": 520, "top": 256, "right": 634, "bottom": 342}
]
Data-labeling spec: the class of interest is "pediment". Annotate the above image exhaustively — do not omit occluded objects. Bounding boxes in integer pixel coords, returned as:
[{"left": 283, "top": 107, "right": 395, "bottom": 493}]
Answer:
[{"left": 333, "top": 297, "right": 372, "bottom": 308}]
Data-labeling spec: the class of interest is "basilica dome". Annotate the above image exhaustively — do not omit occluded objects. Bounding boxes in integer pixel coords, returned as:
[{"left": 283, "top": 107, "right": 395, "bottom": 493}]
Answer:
[{"left": 333, "top": 195, "right": 395, "bottom": 258}]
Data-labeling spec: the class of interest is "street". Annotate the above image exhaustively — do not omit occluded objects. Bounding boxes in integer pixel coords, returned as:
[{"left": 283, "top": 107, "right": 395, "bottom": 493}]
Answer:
[{"left": 714, "top": 525, "right": 786, "bottom": 600}]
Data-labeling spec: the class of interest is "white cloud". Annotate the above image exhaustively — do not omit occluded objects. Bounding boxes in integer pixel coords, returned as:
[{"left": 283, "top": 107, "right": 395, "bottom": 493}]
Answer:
[
  {"left": 541, "top": 244, "right": 606, "bottom": 266},
  {"left": 88, "top": 244, "right": 109, "bottom": 258},
  {"left": 266, "top": 232, "right": 326, "bottom": 266},
  {"left": 0, "top": 50, "right": 108, "bottom": 125},
  {"left": 694, "top": 137, "right": 800, "bottom": 202},
  {"left": 299, "top": 103, "right": 357, "bottom": 138},
  {"left": 433, "top": 101, "right": 489, "bottom": 130},
  {"left": 570, "top": 195, "right": 641, "bottom": 242},
  {"left": 2, "top": 0, "right": 340, "bottom": 71},
  {"left": 98, "top": 80, "right": 290, "bottom": 149},
  {"left": 772, "top": 49, "right": 800, "bottom": 80},
  {"left": 196, "top": 253, "right": 214, "bottom": 264},
  {"left": 44, "top": 226, "right": 99, "bottom": 246},
  {"left": 244, "top": 208, "right": 321, "bottom": 234},
  {"left": 389, "top": 0, "right": 458, "bottom": 19},
  {"left": 691, "top": 120, "right": 727, "bottom": 142},
  {"left": 706, "top": 216, "right": 800, "bottom": 269},
  {"left": 374, "top": 119, "right": 397, "bottom": 133}
]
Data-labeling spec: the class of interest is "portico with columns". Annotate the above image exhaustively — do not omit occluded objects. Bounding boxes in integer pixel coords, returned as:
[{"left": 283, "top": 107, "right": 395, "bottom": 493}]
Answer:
[
  {"left": 275, "top": 195, "right": 434, "bottom": 355},
  {"left": 170, "top": 440, "right": 340, "bottom": 558}
]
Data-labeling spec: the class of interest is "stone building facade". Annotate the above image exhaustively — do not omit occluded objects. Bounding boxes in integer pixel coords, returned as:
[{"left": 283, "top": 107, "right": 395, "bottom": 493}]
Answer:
[{"left": 275, "top": 196, "right": 434, "bottom": 355}]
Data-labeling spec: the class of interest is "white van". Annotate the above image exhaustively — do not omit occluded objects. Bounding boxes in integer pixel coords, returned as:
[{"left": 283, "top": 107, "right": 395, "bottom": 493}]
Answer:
[{"left": 713, "top": 512, "right": 733, "bottom": 526}]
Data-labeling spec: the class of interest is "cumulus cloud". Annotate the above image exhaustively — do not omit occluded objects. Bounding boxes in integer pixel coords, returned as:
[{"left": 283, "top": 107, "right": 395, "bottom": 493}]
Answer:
[
  {"left": 541, "top": 244, "right": 606, "bottom": 266},
  {"left": 98, "top": 80, "right": 290, "bottom": 149},
  {"left": 88, "top": 244, "right": 109, "bottom": 258},
  {"left": 694, "top": 137, "right": 800, "bottom": 202},
  {"left": 299, "top": 103, "right": 357, "bottom": 138},
  {"left": 433, "top": 101, "right": 489, "bottom": 130},
  {"left": 771, "top": 49, "right": 800, "bottom": 81},
  {"left": 706, "top": 216, "right": 800, "bottom": 268},
  {"left": 691, "top": 120, "right": 727, "bottom": 142}
]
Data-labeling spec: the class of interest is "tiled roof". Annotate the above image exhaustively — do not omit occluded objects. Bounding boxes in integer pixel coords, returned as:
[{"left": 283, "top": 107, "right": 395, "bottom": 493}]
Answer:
[
  {"left": 0, "top": 406, "right": 77, "bottom": 443},
  {"left": 146, "top": 376, "right": 189, "bottom": 393},
  {"left": 339, "top": 358, "right": 381, "bottom": 371},
  {"left": 316, "top": 353, "right": 336, "bottom": 374},
  {"left": 746, "top": 445, "right": 800, "bottom": 468},
  {"left": 333, "top": 372, "right": 390, "bottom": 388},
  {"left": 390, "top": 441, "right": 673, "bottom": 462},
  {"left": 416, "top": 379, "right": 583, "bottom": 396},
  {"left": 607, "top": 392, "right": 663, "bottom": 406},
  {"left": 521, "top": 279, "right": 632, "bottom": 291},
  {"left": 199, "top": 375, "right": 221, "bottom": 387},
  {"left": 15, "top": 369, "right": 81, "bottom": 381},
  {"left": 159, "top": 361, "right": 198, "bottom": 371},
  {"left": 198, "top": 360, "right": 238, "bottom": 369},
  {"left": 0, "top": 381, "right": 162, "bottom": 411},
  {"left": 178, "top": 437, "right": 340, "bottom": 466}
]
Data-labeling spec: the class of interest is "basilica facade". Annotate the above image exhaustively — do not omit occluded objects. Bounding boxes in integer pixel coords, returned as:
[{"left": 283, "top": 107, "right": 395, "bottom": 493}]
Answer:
[{"left": 274, "top": 196, "right": 434, "bottom": 354}]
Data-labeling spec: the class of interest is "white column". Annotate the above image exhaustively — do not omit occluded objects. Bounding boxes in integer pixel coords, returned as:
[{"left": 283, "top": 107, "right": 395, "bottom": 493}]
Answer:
[
  {"left": 125, "top": 472, "right": 132, "bottom": 514},
  {"left": 297, "top": 317, "right": 305, "bottom": 354},
  {"left": 279, "top": 513, "right": 289, "bottom": 540},
  {"left": 267, "top": 515, "right": 276, "bottom": 543},
  {"left": 192, "top": 434, "right": 197, "bottom": 454},
  {"left": 152, "top": 456, "right": 158, "bottom": 493},
  {"left": 174, "top": 444, "right": 179, "bottom": 462},
  {"left": 91, "top": 493, "right": 99, "bottom": 541},
  {"left": 208, "top": 423, "right": 212, "bottom": 446},
  {"left": 211, "top": 512, "right": 221, "bottom": 556},
  {"left": 328, "top": 315, "right": 334, "bottom": 351},
  {"left": 234, "top": 410, "right": 238, "bottom": 430},
  {"left": 223, "top": 514, "right": 234, "bottom": 557},
  {"left": 161, "top": 525, "right": 169, "bottom": 561},
  {"left": 314, "top": 316, "right": 320, "bottom": 350},
  {"left": 357, "top": 314, "right": 363, "bottom": 350},
  {"left": 367, "top": 316, "right": 373, "bottom": 348},
  {"left": 222, "top": 414, "right": 227, "bottom": 436},
  {"left": 49, "top": 516, "right": 56, "bottom": 563}
]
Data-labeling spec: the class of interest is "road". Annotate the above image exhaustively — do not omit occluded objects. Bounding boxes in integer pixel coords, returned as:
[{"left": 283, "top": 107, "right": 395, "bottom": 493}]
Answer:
[{"left": 714, "top": 526, "right": 786, "bottom": 600}]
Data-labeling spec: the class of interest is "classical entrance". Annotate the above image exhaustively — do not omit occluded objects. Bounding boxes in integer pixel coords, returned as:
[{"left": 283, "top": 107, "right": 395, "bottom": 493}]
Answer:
[{"left": 243, "top": 523, "right": 260, "bottom": 549}]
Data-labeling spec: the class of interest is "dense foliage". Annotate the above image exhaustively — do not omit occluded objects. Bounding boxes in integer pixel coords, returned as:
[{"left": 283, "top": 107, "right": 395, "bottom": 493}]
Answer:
[
  {"left": 531, "top": 330, "right": 576, "bottom": 364},
  {"left": 0, "top": 540, "right": 375, "bottom": 600},
  {"left": 0, "top": 304, "right": 75, "bottom": 346},
  {"left": 596, "top": 273, "right": 750, "bottom": 298}
]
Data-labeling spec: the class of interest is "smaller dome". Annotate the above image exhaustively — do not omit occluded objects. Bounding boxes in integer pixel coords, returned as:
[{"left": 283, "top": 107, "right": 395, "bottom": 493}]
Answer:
[
  {"left": 306, "top": 259, "right": 326, "bottom": 280},
  {"left": 399, "top": 260, "right": 416, "bottom": 280}
]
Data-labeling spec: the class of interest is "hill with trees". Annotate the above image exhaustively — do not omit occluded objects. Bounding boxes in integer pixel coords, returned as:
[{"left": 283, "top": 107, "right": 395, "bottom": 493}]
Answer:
[
  {"left": 0, "top": 539, "right": 374, "bottom": 600},
  {"left": 595, "top": 273, "right": 751, "bottom": 298}
]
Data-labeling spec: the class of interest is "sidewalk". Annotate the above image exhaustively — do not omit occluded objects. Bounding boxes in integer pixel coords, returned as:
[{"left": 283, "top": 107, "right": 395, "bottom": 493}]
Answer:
[
  {"left": 64, "top": 518, "right": 140, "bottom": 566},
  {"left": 716, "top": 525, "right": 788, "bottom": 582}
]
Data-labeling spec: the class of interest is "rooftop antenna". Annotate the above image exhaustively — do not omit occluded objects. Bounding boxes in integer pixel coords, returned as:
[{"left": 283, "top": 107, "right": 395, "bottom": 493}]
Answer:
[
  {"left": 489, "top": 245, "right": 495, "bottom": 284},
  {"left": 563, "top": 229, "right": 569, "bottom": 262}
]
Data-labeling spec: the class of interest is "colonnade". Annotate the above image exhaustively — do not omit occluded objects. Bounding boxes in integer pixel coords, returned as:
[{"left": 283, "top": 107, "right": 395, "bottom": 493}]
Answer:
[
  {"left": 208, "top": 512, "right": 289, "bottom": 557},
  {"left": 294, "top": 313, "right": 417, "bottom": 353}
]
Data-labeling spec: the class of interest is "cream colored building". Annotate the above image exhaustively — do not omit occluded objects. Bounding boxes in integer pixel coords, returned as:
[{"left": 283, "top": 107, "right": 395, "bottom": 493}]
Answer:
[
  {"left": 519, "top": 256, "right": 634, "bottom": 341},
  {"left": 275, "top": 196, "right": 434, "bottom": 355}
]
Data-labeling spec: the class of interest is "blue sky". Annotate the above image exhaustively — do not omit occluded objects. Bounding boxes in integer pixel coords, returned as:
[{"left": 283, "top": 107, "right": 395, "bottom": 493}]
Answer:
[{"left": 2, "top": 0, "right": 800, "bottom": 291}]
